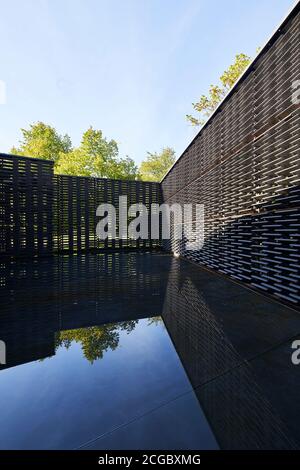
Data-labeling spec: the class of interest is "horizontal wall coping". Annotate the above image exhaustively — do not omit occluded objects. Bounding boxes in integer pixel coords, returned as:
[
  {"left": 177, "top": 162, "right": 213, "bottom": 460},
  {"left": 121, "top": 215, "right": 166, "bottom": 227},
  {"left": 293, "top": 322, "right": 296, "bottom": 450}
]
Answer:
[
  {"left": 0, "top": 152, "right": 55, "bottom": 165},
  {"left": 0, "top": 154, "right": 160, "bottom": 184}
]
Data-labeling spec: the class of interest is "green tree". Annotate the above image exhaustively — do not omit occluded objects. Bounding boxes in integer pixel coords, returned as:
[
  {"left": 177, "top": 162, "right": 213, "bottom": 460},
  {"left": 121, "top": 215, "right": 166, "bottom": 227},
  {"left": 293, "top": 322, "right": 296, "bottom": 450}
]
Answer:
[
  {"left": 186, "top": 53, "right": 251, "bottom": 126},
  {"left": 139, "top": 147, "right": 176, "bottom": 182},
  {"left": 55, "top": 321, "right": 138, "bottom": 363},
  {"left": 55, "top": 126, "right": 138, "bottom": 179},
  {"left": 147, "top": 316, "right": 164, "bottom": 327},
  {"left": 11, "top": 123, "right": 139, "bottom": 180},
  {"left": 106, "top": 155, "right": 140, "bottom": 181},
  {"left": 11, "top": 121, "right": 72, "bottom": 161}
]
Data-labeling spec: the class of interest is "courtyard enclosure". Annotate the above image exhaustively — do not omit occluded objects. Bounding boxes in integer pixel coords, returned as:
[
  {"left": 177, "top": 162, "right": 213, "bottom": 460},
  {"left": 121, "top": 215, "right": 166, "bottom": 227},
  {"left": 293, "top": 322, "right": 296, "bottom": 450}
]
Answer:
[
  {"left": 0, "top": 3, "right": 300, "bottom": 308},
  {"left": 1, "top": 1, "right": 300, "bottom": 453}
]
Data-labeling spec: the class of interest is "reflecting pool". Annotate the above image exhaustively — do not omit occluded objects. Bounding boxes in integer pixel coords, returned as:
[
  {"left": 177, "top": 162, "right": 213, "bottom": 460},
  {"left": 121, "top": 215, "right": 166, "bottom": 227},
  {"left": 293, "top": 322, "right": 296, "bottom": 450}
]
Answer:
[
  {"left": 0, "top": 253, "right": 217, "bottom": 450},
  {"left": 0, "top": 251, "right": 299, "bottom": 449}
]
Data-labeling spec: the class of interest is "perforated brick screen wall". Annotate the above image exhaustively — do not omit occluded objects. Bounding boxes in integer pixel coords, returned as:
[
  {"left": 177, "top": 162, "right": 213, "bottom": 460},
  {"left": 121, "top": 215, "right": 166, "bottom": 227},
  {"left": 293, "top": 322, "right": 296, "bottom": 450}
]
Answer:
[
  {"left": 161, "top": 6, "right": 300, "bottom": 305},
  {"left": 0, "top": 153, "right": 162, "bottom": 256},
  {"left": 53, "top": 174, "right": 161, "bottom": 252},
  {"left": 0, "top": 154, "right": 54, "bottom": 257}
]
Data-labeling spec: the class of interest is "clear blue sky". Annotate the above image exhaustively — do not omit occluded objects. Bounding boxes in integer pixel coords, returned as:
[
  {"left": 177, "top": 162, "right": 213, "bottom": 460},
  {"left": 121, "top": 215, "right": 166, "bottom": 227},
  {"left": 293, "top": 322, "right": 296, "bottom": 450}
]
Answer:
[{"left": 0, "top": 0, "right": 295, "bottom": 164}]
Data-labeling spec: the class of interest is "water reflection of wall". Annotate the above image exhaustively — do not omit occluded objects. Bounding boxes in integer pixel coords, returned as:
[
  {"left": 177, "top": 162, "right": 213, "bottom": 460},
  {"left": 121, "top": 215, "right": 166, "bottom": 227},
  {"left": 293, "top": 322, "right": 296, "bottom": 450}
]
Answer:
[
  {"left": 1, "top": 251, "right": 299, "bottom": 449},
  {"left": 162, "top": 259, "right": 298, "bottom": 449},
  {"left": 0, "top": 253, "right": 170, "bottom": 370}
]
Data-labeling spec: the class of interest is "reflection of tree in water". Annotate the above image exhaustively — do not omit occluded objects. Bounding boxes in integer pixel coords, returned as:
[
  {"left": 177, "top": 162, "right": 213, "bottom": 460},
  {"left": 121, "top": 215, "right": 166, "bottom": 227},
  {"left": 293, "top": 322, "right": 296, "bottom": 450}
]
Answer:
[
  {"left": 55, "top": 320, "right": 138, "bottom": 363},
  {"left": 147, "top": 316, "right": 164, "bottom": 327}
]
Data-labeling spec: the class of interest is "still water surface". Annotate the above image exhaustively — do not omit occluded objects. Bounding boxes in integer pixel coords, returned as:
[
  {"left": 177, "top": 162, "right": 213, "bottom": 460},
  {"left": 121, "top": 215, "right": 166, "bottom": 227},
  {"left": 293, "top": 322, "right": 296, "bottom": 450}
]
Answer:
[{"left": 0, "top": 253, "right": 217, "bottom": 449}]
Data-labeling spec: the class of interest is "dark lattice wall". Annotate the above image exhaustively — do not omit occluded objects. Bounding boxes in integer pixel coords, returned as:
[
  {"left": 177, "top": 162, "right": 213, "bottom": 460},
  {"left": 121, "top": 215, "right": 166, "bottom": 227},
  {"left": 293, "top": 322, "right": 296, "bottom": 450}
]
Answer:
[
  {"left": 161, "top": 7, "right": 300, "bottom": 305},
  {"left": 0, "top": 154, "right": 162, "bottom": 257},
  {"left": 53, "top": 174, "right": 161, "bottom": 252},
  {"left": 0, "top": 154, "right": 54, "bottom": 257}
]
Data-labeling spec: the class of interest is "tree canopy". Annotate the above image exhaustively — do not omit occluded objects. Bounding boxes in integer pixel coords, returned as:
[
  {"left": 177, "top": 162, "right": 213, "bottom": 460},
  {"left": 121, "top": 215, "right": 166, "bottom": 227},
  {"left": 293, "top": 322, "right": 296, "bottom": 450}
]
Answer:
[
  {"left": 139, "top": 147, "right": 176, "bottom": 182},
  {"left": 186, "top": 53, "right": 251, "bottom": 126},
  {"left": 55, "top": 127, "right": 139, "bottom": 179},
  {"left": 11, "top": 121, "right": 72, "bottom": 162},
  {"left": 10, "top": 53, "right": 253, "bottom": 180},
  {"left": 11, "top": 123, "right": 139, "bottom": 180},
  {"left": 55, "top": 321, "right": 138, "bottom": 363}
]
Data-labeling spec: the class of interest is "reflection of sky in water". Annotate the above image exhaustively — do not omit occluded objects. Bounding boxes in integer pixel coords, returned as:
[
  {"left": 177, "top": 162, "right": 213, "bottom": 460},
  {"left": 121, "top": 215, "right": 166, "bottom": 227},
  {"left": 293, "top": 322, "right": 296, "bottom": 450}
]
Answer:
[
  {"left": 55, "top": 317, "right": 163, "bottom": 363},
  {"left": 0, "top": 317, "right": 217, "bottom": 450},
  {"left": 1, "top": 251, "right": 299, "bottom": 449}
]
